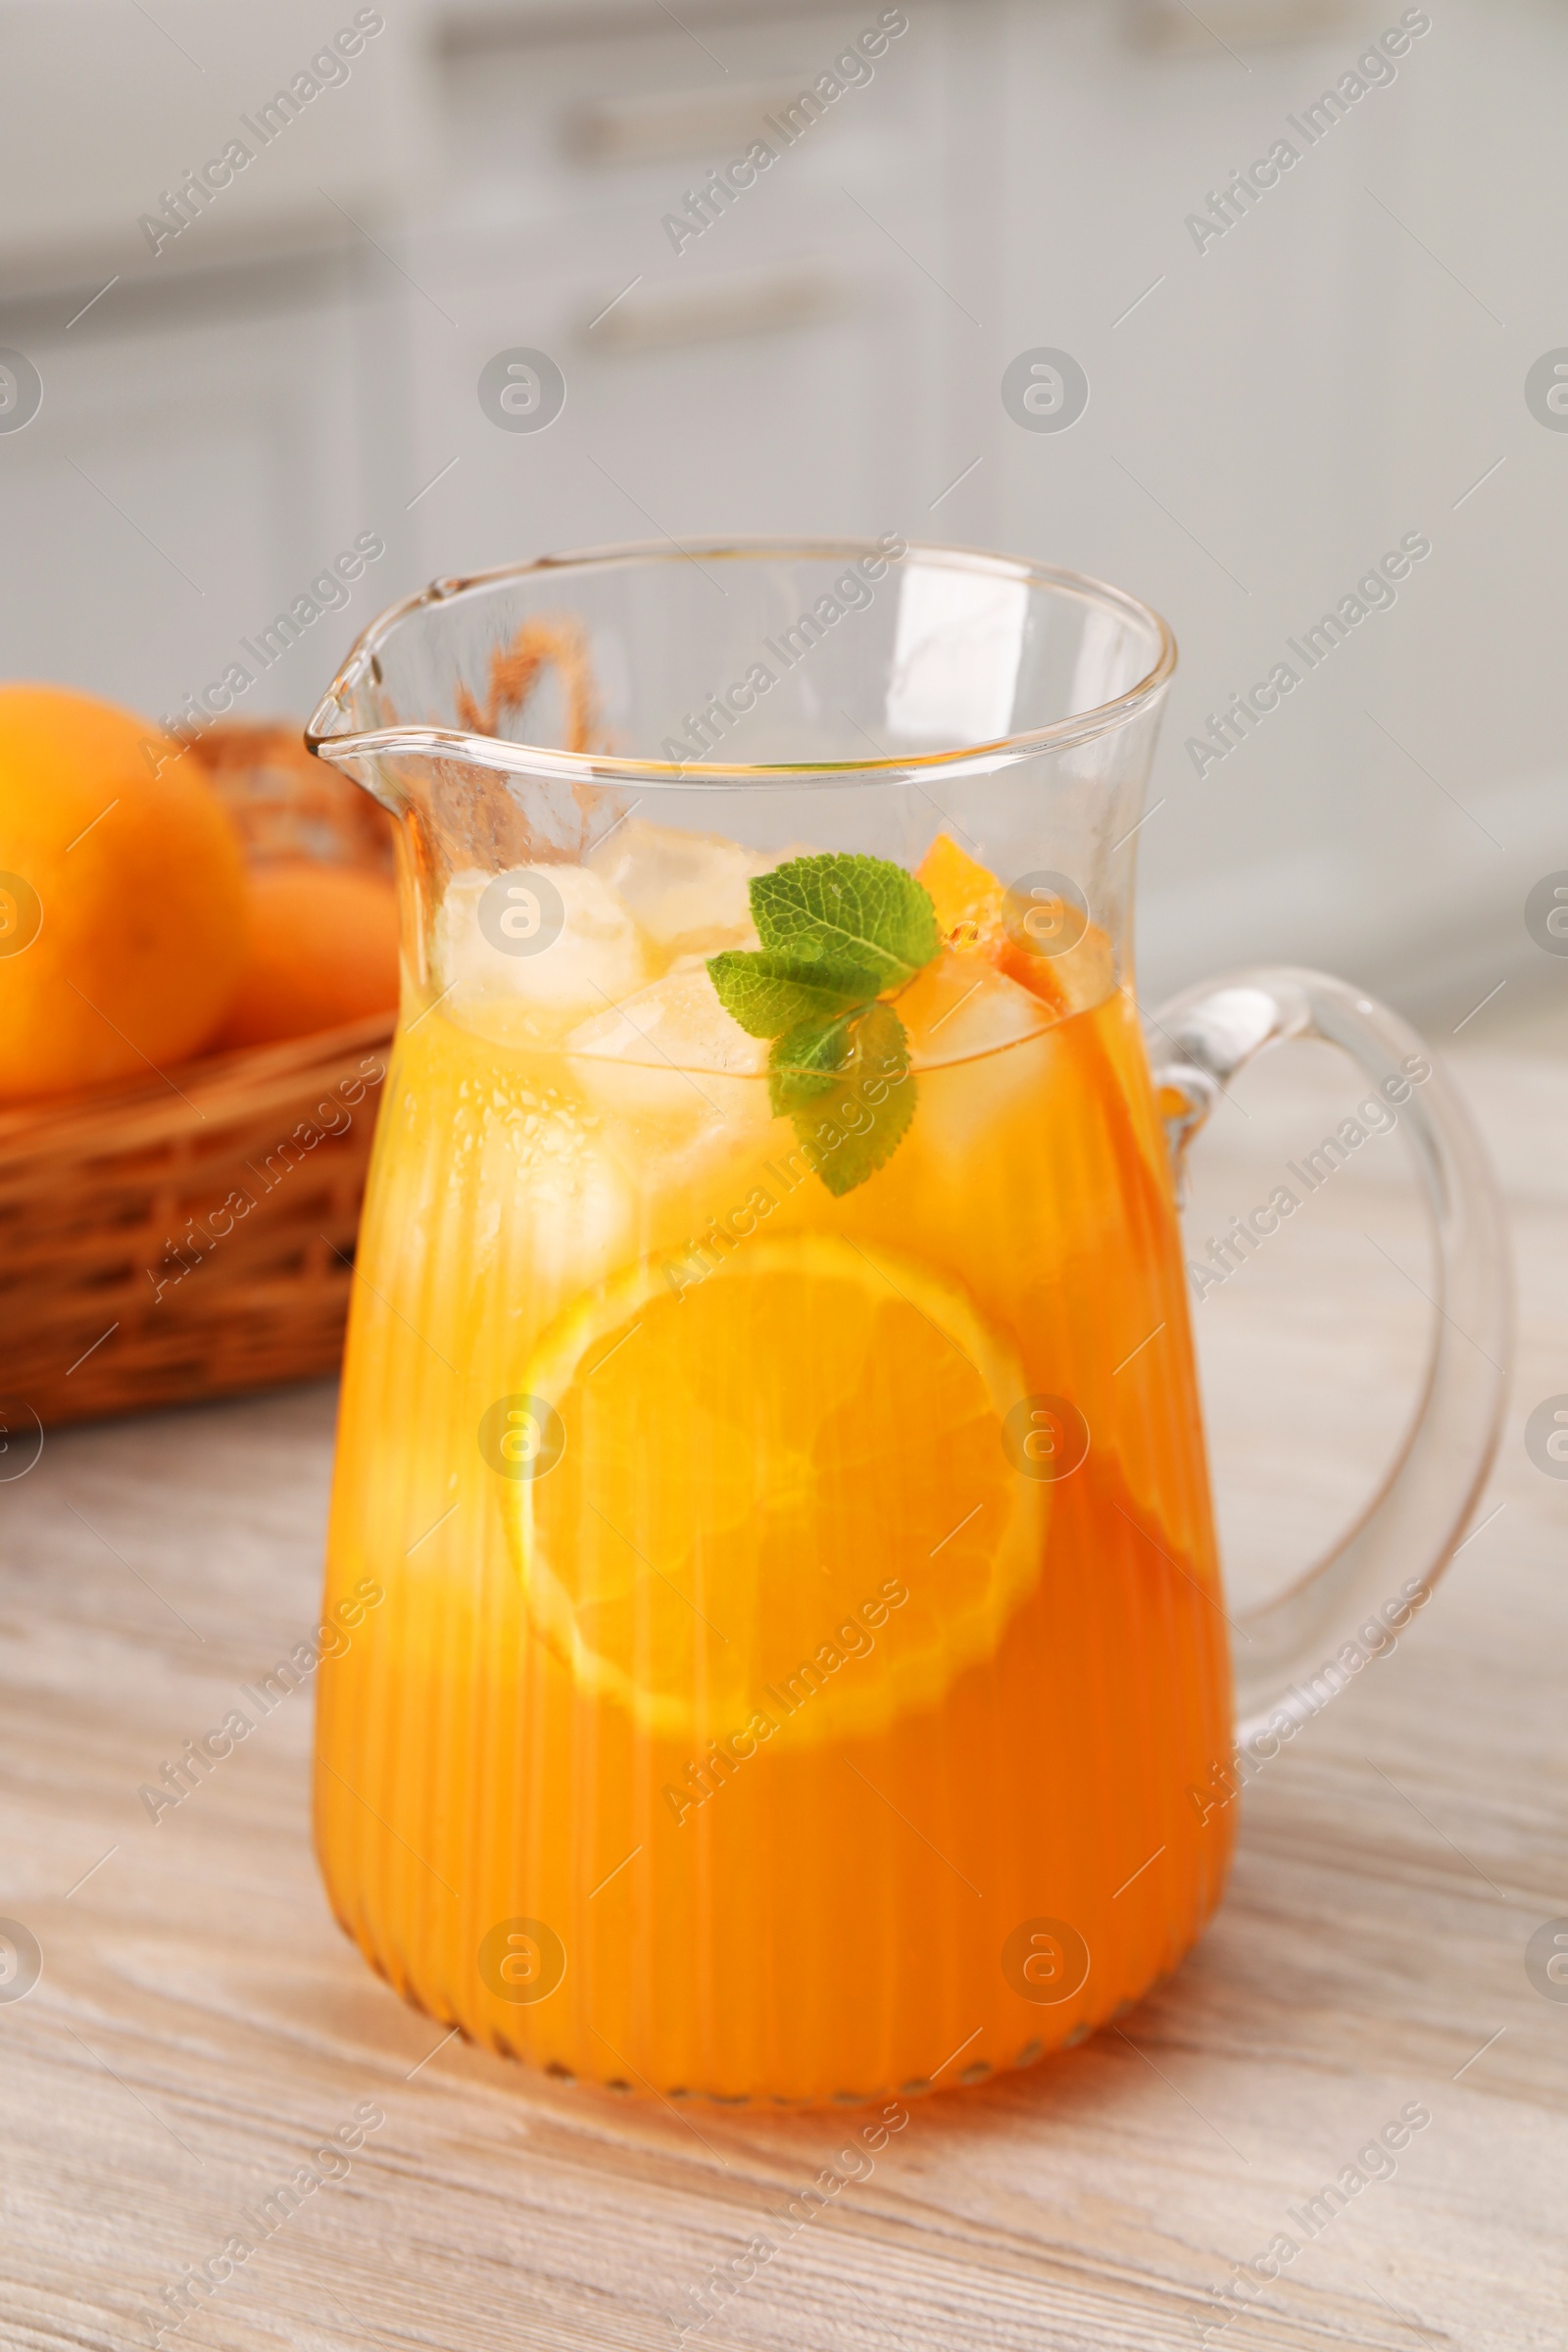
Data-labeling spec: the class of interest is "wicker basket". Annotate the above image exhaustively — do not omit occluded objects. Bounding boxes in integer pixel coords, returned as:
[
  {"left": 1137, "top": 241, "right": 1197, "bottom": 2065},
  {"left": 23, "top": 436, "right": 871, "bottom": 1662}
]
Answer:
[{"left": 0, "top": 724, "right": 395, "bottom": 1431}]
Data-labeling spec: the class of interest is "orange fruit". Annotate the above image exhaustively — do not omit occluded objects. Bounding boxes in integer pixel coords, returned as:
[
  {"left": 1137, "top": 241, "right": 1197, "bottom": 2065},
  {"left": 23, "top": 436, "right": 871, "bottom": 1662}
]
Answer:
[
  {"left": 509, "top": 1235, "right": 1044, "bottom": 1742},
  {"left": 914, "top": 832, "right": 1067, "bottom": 1008},
  {"left": 0, "top": 685, "right": 248, "bottom": 1101},
  {"left": 219, "top": 862, "right": 400, "bottom": 1048},
  {"left": 914, "top": 832, "right": 1115, "bottom": 1020}
]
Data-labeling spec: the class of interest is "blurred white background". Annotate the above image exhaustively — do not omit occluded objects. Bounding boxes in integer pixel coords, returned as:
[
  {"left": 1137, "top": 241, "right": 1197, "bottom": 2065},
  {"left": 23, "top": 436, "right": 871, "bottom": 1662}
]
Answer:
[{"left": 1, "top": 0, "right": 1564, "bottom": 1038}]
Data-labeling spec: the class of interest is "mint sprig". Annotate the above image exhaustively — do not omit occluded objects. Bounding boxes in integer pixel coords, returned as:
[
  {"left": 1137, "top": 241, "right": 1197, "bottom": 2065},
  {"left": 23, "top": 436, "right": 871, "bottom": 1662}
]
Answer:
[
  {"left": 707, "top": 854, "right": 939, "bottom": 1193},
  {"left": 747, "top": 856, "right": 940, "bottom": 988},
  {"left": 703, "top": 951, "right": 871, "bottom": 1042}
]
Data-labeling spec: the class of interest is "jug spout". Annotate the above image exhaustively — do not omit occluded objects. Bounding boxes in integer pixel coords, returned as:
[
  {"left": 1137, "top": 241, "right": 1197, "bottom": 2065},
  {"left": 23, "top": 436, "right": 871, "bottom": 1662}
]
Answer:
[
  {"left": 307, "top": 641, "right": 401, "bottom": 813},
  {"left": 307, "top": 576, "right": 622, "bottom": 858}
]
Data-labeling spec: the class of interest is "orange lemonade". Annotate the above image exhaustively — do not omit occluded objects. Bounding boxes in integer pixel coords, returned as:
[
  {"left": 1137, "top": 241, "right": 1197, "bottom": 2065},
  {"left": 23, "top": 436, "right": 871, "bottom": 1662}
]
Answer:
[{"left": 315, "top": 825, "right": 1233, "bottom": 2103}]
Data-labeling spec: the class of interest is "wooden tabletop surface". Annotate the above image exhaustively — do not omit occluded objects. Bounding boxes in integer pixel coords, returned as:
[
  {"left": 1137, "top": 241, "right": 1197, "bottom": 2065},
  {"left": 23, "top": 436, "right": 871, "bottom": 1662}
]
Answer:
[{"left": 3, "top": 1038, "right": 1564, "bottom": 2352}]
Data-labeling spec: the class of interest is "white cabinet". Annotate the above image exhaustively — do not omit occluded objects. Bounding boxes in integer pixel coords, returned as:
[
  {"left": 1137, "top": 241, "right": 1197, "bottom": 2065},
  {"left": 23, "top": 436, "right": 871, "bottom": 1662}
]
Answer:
[
  {"left": 980, "top": 4, "right": 1406, "bottom": 1000},
  {"left": 399, "top": 7, "right": 953, "bottom": 571},
  {"left": 0, "top": 2, "right": 958, "bottom": 734},
  {"left": 0, "top": 271, "right": 375, "bottom": 723},
  {"left": 978, "top": 0, "right": 1565, "bottom": 1019},
  {"left": 0, "top": 0, "right": 433, "bottom": 286}
]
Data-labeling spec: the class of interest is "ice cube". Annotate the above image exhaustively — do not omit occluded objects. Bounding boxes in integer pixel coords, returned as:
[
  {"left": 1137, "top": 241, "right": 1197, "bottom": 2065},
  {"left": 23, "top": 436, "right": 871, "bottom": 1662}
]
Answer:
[
  {"left": 435, "top": 862, "right": 650, "bottom": 1044},
  {"left": 897, "top": 952, "right": 1056, "bottom": 1068},
  {"left": 898, "top": 961, "right": 1062, "bottom": 1186},
  {"left": 587, "top": 818, "right": 813, "bottom": 960},
  {"left": 568, "top": 956, "right": 767, "bottom": 1077},
  {"left": 587, "top": 818, "right": 761, "bottom": 956},
  {"left": 442, "top": 1056, "right": 638, "bottom": 1298},
  {"left": 1051, "top": 925, "right": 1117, "bottom": 1018},
  {"left": 564, "top": 963, "right": 779, "bottom": 1213},
  {"left": 514, "top": 1117, "right": 638, "bottom": 1295}
]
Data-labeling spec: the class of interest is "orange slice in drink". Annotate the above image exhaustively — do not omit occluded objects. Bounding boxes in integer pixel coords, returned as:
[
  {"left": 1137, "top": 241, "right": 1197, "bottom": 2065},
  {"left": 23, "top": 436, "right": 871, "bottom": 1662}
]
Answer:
[
  {"left": 509, "top": 1236, "right": 1044, "bottom": 1743},
  {"left": 914, "top": 833, "right": 1115, "bottom": 1017},
  {"left": 914, "top": 832, "right": 1063, "bottom": 1005}
]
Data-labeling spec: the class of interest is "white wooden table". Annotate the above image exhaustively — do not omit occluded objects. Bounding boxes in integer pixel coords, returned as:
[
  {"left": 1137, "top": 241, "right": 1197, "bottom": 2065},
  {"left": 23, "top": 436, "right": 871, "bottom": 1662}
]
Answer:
[{"left": 2, "top": 1043, "right": 1564, "bottom": 2352}]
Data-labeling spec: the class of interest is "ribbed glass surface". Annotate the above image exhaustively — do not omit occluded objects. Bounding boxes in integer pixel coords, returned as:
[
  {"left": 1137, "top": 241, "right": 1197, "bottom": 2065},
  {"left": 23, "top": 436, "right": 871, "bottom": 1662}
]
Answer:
[{"left": 314, "top": 979, "right": 1232, "bottom": 2104}]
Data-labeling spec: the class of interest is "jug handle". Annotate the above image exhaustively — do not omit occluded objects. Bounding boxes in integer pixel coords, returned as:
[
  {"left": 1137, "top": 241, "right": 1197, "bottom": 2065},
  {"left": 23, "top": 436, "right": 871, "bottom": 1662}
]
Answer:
[{"left": 1148, "top": 966, "right": 1512, "bottom": 1750}]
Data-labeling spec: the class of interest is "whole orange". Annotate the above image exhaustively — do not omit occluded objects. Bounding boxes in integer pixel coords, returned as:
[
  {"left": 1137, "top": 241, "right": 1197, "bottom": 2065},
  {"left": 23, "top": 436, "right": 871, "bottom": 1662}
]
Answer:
[
  {"left": 219, "top": 862, "right": 400, "bottom": 1049},
  {"left": 0, "top": 685, "right": 248, "bottom": 1101}
]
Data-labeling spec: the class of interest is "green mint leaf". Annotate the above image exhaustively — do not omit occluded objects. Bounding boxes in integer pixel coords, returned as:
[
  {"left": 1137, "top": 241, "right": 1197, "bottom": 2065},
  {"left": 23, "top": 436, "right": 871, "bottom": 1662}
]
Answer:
[
  {"left": 786, "top": 1004, "right": 916, "bottom": 1197},
  {"left": 703, "top": 854, "right": 937, "bottom": 1196},
  {"left": 766, "top": 1006, "right": 860, "bottom": 1115},
  {"left": 748, "top": 854, "right": 941, "bottom": 991},
  {"left": 708, "top": 949, "right": 882, "bottom": 1042}
]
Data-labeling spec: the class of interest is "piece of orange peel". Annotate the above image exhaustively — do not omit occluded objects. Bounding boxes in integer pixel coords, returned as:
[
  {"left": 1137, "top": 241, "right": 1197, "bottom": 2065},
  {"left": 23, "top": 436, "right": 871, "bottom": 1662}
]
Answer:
[{"left": 913, "top": 834, "right": 1073, "bottom": 1011}]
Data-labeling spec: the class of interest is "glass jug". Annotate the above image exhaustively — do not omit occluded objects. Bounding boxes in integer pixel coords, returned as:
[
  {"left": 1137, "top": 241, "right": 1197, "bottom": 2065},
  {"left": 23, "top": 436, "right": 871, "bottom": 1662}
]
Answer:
[{"left": 306, "top": 539, "right": 1508, "bottom": 2107}]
